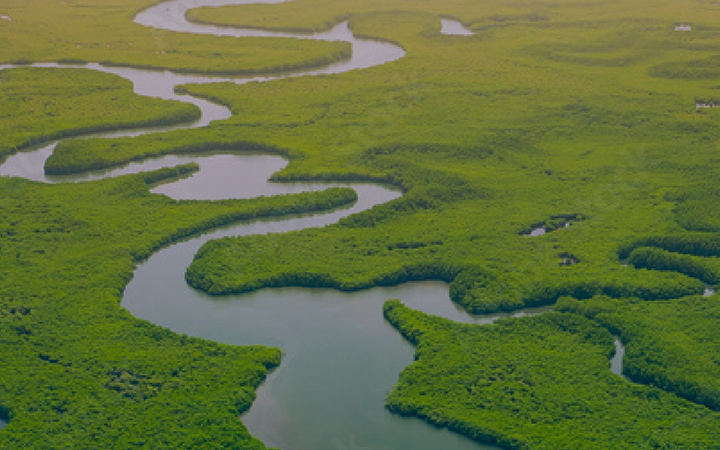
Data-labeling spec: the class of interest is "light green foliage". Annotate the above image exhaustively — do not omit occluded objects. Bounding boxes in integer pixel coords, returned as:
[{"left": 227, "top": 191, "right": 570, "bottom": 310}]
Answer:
[
  {"left": 0, "top": 0, "right": 349, "bottom": 73},
  {"left": 384, "top": 301, "right": 720, "bottom": 450},
  {"left": 187, "top": 0, "right": 720, "bottom": 36},
  {"left": 7, "top": 0, "right": 720, "bottom": 447},
  {"left": 0, "top": 67, "right": 199, "bottom": 158},
  {"left": 52, "top": 1, "right": 720, "bottom": 314},
  {"left": 165, "top": 1, "right": 720, "bottom": 314}
]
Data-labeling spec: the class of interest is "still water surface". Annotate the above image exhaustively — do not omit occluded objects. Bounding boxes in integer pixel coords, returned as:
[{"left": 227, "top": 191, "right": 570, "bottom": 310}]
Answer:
[
  {"left": 122, "top": 153, "right": 533, "bottom": 450},
  {"left": 0, "top": 1, "right": 623, "bottom": 448},
  {"left": 440, "top": 19, "right": 474, "bottom": 36}
]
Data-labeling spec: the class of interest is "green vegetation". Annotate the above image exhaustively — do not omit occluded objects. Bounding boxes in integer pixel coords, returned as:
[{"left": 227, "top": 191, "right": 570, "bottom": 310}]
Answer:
[
  {"left": 0, "top": 0, "right": 349, "bottom": 74},
  {"left": 178, "top": 1, "right": 720, "bottom": 446},
  {"left": 45, "top": 131, "right": 289, "bottom": 175},
  {"left": 0, "top": 166, "right": 356, "bottom": 448},
  {"left": 520, "top": 214, "right": 583, "bottom": 236},
  {"left": 185, "top": 224, "right": 706, "bottom": 314},
  {"left": 558, "top": 295, "right": 720, "bottom": 411},
  {"left": 0, "top": 67, "right": 199, "bottom": 159},
  {"left": 161, "top": 1, "right": 720, "bottom": 314},
  {"left": 627, "top": 247, "right": 720, "bottom": 284},
  {"left": 52, "top": 0, "right": 720, "bottom": 316},
  {"left": 384, "top": 300, "right": 720, "bottom": 450},
  {"left": 185, "top": 0, "right": 720, "bottom": 35},
  {"left": 618, "top": 233, "right": 720, "bottom": 288},
  {"left": 7, "top": 0, "right": 720, "bottom": 447}
]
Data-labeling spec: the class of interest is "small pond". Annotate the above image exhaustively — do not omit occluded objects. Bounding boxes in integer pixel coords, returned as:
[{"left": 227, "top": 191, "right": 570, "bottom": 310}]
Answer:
[{"left": 441, "top": 18, "right": 474, "bottom": 36}]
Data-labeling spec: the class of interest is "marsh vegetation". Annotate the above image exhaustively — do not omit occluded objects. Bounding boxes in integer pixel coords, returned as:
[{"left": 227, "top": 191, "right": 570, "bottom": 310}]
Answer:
[{"left": 4, "top": 0, "right": 720, "bottom": 448}]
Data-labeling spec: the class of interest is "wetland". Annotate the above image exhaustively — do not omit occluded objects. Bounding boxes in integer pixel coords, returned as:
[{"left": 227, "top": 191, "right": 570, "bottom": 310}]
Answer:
[{"left": 4, "top": 0, "right": 720, "bottom": 449}]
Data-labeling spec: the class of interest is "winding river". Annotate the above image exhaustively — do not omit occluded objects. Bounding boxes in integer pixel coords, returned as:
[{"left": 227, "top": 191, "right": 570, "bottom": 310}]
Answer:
[{"left": 0, "top": 2, "right": 624, "bottom": 449}]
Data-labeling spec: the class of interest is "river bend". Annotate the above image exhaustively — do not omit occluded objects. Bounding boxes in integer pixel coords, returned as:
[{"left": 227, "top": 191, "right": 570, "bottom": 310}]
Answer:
[{"left": 0, "top": 2, "right": 624, "bottom": 450}]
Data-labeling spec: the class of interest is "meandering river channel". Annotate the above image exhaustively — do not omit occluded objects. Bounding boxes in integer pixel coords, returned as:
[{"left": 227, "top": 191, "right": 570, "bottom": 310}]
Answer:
[{"left": 0, "top": 2, "right": 624, "bottom": 449}]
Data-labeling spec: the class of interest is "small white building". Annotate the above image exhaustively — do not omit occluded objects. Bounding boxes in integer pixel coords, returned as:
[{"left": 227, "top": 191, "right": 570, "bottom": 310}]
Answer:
[{"left": 675, "top": 23, "right": 692, "bottom": 31}]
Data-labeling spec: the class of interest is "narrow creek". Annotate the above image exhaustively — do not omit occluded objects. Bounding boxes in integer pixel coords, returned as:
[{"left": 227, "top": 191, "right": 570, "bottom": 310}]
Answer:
[
  {"left": 0, "top": 1, "right": 625, "bottom": 449},
  {"left": 122, "top": 156, "right": 503, "bottom": 450}
]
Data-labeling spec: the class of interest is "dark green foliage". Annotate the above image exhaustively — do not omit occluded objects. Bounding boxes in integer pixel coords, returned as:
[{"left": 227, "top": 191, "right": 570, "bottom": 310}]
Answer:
[
  {"left": 619, "top": 234, "right": 720, "bottom": 259},
  {"left": 628, "top": 247, "right": 720, "bottom": 284},
  {"left": 0, "top": 170, "right": 356, "bottom": 449},
  {"left": 559, "top": 295, "right": 720, "bottom": 411},
  {"left": 448, "top": 267, "right": 526, "bottom": 312},
  {"left": 187, "top": 224, "right": 705, "bottom": 313},
  {"left": 650, "top": 56, "right": 720, "bottom": 80},
  {"left": 526, "top": 270, "right": 704, "bottom": 304},
  {"left": 671, "top": 188, "right": 720, "bottom": 232},
  {"left": 9, "top": 0, "right": 720, "bottom": 447},
  {"left": 384, "top": 301, "right": 720, "bottom": 449},
  {"left": 187, "top": 235, "right": 462, "bottom": 294}
]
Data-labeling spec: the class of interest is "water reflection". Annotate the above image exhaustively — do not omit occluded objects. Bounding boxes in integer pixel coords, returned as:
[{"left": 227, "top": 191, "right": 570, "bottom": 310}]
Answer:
[
  {"left": 136, "top": 0, "right": 406, "bottom": 75},
  {"left": 0, "top": 2, "right": 579, "bottom": 449},
  {"left": 120, "top": 152, "right": 501, "bottom": 450},
  {"left": 0, "top": 0, "right": 405, "bottom": 183}
]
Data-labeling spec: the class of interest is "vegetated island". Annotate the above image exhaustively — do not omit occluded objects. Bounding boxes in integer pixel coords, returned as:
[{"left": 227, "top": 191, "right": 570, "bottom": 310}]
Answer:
[{"left": 5, "top": 0, "right": 720, "bottom": 448}]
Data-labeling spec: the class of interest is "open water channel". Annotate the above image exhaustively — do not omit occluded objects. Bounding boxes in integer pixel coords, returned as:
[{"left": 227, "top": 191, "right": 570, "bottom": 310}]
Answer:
[{"left": 0, "top": 1, "right": 625, "bottom": 448}]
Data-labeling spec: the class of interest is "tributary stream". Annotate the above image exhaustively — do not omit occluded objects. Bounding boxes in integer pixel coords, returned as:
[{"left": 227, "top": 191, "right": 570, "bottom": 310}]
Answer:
[{"left": 0, "top": 1, "right": 625, "bottom": 449}]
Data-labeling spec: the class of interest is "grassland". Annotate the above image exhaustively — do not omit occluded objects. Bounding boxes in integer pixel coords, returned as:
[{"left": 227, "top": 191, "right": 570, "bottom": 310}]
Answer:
[
  {"left": 5, "top": 0, "right": 720, "bottom": 448},
  {"left": 0, "top": 67, "right": 199, "bottom": 159},
  {"left": 0, "top": 0, "right": 349, "bottom": 73},
  {"left": 181, "top": 0, "right": 720, "bottom": 446},
  {"left": 170, "top": 1, "right": 720, "bottom": 314}
]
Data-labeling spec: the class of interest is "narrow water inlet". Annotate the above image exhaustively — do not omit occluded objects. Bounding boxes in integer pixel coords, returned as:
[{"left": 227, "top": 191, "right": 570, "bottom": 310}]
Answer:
[
  {"left": 611, "top": 337, "right": 626, "bottom": 379},
  {"left": 122, "top": 152, "right": 550, "bottom": 450},
  {"left": 440, "top": 18, "right": 474, "bottom": 36},
  {"left": 0, "top": 0, "right": 405, "bottom": 182},
  {"left": 0, "top": 1, "right": 634, "bottom": 448},
  {"left": 526, "top": 226, "right": 548, "bottom": 237}
]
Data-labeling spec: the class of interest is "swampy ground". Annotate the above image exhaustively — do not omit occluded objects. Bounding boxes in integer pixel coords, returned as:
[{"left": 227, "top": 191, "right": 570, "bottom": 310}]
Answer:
[{"left": 4, "top": 0, "right": 720, "bottom": 448}]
